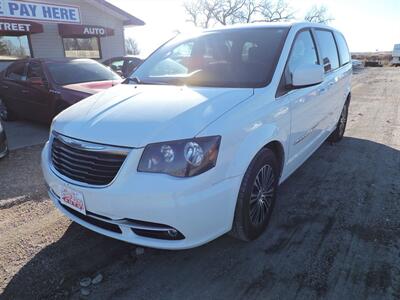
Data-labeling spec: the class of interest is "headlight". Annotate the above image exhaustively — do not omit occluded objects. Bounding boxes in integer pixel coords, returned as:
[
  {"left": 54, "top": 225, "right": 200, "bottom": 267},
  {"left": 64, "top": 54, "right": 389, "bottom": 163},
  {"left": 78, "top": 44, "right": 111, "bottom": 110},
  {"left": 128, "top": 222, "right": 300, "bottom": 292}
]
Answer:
[{"left": 138, "top": 136, "right": 221, "bottom": 177}]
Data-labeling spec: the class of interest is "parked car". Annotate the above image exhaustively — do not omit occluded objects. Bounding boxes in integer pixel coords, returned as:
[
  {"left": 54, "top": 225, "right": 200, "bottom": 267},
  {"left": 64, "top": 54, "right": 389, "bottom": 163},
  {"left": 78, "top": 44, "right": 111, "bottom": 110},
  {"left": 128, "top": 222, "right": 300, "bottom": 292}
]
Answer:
[
  {"left": 0, "top": 120, "right": 8, "bottom": 159},
  {"left": 351, "top": 59, "right": 363, "bottom": 68},
  {"left": 0, "top": 58, "right": 122, "bottom": 123},
  {"left": 103, "top": 55, "right": 143, "bottom": 78},
  {"left": 364, "top": 61, "right": 383, "bottom": 67},
  {"left": 42, "top": 22, "right": 352, "bottom": 250},
  {"left": 390, "top": 44, "right": 400, "bottom": 66}
]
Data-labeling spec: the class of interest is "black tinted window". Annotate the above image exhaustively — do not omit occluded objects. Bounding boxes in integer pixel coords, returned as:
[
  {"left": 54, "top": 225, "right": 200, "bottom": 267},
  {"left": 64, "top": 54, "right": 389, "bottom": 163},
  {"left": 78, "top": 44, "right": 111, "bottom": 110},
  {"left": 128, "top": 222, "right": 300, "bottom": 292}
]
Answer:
[
  {"left": 335, "top": 33, "right": 350, "bottom": 66},
  {"left": 6, "top": 62, "right": 26, "bottom": 81},
  {"left": 46, "top": 61, "right": 120, "bottom": 85},
  {"left": 315, "top": 30, "right": 339, "bottom": 72},
  {"left": 27, "top": 62, "right": 46, "bottom": 80},
  {"left": 132, "top": 28, "right": 289, "bottom": 88}
]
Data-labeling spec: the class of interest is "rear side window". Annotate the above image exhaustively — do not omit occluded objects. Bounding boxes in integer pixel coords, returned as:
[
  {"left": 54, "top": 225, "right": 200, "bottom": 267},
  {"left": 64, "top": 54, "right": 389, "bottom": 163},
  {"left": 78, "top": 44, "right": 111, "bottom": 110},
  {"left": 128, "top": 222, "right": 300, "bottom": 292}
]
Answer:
[
  {"left": 6, "top": 62, "right": 26, "bottom": 81},
  {"left": 109, "top": 59, "right": 124, "bottom": 72},
  {"left": 335, "top": 33, "right": 350, "bottom": 66},
  {"left": 315, "top": 30, "right": 339, "bottom": 72},
  {"left": 27, "top": 62, "right": 46, "bottom": 81}
]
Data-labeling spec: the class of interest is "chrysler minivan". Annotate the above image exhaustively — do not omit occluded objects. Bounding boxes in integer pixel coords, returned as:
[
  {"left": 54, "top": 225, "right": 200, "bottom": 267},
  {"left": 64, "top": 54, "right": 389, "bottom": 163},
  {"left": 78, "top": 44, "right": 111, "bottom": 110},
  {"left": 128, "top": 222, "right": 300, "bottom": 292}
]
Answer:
[{"left": 41, "top": 22, "right": 351, "bottom": 249}]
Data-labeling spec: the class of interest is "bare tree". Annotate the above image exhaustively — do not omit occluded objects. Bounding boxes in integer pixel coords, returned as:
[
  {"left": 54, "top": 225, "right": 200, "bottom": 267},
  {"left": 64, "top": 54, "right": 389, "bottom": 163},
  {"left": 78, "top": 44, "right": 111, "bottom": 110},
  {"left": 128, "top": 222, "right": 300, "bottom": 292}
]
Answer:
[
  {"left": 184, "top": 0, "right": 298, "bottom": 27},
  {"left": 256, "top": 0, "right": 294, "bottom": 22},
  {"left": 184, "top": 0, "right": 203, "bottom": 27},
  {"left": 125, "top": 37, "right": 140, "bottom": 55},
  {"left": 304, "top": 5, "right": 334, "bottom": 24},
  {"left": 211, "top": 0, "right": 248, "bottom": 25},
  {"left": 184, "top": 0, "right": 217, "bottom": 28},
  {"left": 231, "top": 0, "right": 260, "bottom": 23}
]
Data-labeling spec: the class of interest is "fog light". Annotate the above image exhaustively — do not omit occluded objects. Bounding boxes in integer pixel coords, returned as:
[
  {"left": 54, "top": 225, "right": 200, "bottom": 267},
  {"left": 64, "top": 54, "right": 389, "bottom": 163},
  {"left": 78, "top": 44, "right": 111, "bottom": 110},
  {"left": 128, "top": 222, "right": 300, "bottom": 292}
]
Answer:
[{"left": 167, "top": 229, "right": 178, "bottom": 238}]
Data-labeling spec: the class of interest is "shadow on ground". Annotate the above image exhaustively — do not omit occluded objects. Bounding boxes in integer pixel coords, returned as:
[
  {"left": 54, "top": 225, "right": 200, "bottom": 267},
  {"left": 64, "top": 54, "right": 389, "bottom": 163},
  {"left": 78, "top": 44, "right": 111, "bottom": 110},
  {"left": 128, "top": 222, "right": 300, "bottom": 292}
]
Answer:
[{"left": 3, "top": 137, "right": 400, "bottom": 299}]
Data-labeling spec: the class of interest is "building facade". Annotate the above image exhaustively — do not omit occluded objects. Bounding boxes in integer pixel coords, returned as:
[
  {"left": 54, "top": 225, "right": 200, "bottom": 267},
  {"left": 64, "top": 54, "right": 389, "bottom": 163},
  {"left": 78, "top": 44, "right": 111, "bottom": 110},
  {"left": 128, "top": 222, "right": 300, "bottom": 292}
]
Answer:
[{"left": 0, "top": 0, "right": 144, "bottom": 70}]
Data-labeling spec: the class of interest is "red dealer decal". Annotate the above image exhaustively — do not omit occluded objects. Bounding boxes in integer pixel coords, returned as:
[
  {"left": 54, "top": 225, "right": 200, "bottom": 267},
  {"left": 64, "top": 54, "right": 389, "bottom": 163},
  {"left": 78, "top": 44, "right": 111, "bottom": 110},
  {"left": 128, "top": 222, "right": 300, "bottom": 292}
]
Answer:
[
  {"left": 58, "top": 24, "right": 114, "bottom": 37},
  {"left": 0, "top": 18, "right": 43, "bottom": 34}
]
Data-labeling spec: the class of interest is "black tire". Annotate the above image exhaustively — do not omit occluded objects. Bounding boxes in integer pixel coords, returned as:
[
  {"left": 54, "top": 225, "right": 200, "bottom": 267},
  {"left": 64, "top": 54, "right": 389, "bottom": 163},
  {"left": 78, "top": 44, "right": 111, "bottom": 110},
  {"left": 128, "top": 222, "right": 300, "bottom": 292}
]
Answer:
[
  {"left": 0, "top": 98, "right": 17, "bottom": 121},
  {"left": 230, "top": 148, "right": 279, "bottom": 241},
  {"left": 328, "top": 99, "right": 350, "bottom": 143},
  {"left": 0, "top": 139, "right": 8, "bottom": 159}
]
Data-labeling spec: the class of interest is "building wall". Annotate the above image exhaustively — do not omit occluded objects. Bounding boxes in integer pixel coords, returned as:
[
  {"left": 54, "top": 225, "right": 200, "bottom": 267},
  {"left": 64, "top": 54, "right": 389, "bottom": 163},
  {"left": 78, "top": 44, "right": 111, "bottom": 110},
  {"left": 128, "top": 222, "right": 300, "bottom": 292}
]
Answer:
[{"left": 29, "top": 0, "right": 126, "bottom": 60}]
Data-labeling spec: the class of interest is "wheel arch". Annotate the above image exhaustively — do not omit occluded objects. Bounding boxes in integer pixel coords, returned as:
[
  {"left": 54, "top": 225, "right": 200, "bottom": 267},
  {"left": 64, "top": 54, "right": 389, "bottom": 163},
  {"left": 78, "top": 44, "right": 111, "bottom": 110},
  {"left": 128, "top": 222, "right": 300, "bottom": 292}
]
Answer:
[{"left": 264, "top": 140, "right": 285, "bottom": 179}]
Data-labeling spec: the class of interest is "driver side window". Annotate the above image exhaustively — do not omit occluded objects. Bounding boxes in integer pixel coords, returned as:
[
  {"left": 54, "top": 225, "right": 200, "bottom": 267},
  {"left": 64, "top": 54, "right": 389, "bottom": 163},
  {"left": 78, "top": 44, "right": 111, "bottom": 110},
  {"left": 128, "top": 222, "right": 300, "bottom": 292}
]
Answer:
[
  {"left": 277, "top": 30, "right": 319, "bottom": 97},
  {"left": 287, "top": 30, "right": 319, "bottom": 73}
]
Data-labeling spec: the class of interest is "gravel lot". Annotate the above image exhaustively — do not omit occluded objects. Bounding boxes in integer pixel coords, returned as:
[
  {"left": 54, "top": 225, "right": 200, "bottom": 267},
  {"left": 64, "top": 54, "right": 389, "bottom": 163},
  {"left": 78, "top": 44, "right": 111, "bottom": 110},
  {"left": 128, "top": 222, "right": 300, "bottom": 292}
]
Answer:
[{"left": 1, "top": 67, "right": 399, "bottom": 299}]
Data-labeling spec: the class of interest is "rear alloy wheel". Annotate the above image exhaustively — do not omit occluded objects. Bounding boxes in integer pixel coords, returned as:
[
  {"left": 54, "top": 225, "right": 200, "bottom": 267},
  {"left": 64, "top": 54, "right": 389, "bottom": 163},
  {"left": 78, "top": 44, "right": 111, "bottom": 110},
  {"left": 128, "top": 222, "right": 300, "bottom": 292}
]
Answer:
[
  {"left": 230, "top": 148, "right": 279, "bottom": 241},
  {"left": 329, "top": 100, "right": 349, "bottom": 143}
]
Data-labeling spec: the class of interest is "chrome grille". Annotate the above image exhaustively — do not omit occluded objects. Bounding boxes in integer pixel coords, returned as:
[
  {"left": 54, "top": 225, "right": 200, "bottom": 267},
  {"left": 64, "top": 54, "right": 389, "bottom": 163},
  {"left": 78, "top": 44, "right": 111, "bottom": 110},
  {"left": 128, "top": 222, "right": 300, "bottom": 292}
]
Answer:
[{"left": 50, "top": 133, "right": 129, "bottom": 186}]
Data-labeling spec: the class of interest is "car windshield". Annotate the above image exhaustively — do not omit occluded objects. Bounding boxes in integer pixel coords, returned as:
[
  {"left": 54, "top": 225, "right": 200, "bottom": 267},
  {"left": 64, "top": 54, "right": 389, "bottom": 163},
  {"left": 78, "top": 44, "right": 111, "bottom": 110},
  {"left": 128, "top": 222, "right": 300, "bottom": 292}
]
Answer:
[
  {"left": 130, "top": 27, "right": 289, "bottom": 88},
  {"left": 46, "top": 61, "right": 120, "bottom": 85}
]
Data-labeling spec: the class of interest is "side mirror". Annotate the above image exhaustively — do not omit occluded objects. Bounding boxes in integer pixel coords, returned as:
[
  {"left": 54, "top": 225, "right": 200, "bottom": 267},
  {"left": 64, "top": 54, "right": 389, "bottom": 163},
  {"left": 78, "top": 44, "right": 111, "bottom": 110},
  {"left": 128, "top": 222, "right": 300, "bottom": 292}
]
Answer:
[
  {"left": 29, "top": 77, "right": 44, "bottom": 86},
  {"left": 292, "top": 64, "right": 324, "bottom": 88}
]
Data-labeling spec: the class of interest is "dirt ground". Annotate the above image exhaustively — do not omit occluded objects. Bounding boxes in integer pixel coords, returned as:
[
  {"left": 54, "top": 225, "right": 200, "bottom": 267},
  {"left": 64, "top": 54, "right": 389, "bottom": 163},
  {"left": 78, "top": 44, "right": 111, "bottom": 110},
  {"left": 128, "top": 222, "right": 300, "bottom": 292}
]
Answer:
[{"left": 1, "top": 67, "right": 399, "bottom": 300}]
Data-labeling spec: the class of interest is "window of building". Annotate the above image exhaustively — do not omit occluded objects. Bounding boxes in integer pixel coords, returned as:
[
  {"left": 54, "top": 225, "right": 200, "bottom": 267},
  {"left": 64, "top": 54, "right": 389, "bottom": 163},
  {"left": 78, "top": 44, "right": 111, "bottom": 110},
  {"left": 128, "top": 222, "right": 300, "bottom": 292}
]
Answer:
[
  {"left": 334, "top": 33, "right": 350, "bottom": 66},
  {"left": 62, "top": 37, "right": 101, "bottom": 59},
  {"left": 0, "top": 35, "right": 32, "bottom": 60},
  {"left": 315, "top": 30, "right": 339, "bottom": 72}
]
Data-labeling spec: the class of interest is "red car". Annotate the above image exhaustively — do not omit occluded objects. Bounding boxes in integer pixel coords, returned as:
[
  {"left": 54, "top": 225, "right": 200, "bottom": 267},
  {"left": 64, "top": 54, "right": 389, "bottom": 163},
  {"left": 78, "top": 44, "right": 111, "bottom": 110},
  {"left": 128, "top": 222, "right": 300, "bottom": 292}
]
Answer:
[{"left": 0, "top": 58, "right": 122, "bottom": 123}]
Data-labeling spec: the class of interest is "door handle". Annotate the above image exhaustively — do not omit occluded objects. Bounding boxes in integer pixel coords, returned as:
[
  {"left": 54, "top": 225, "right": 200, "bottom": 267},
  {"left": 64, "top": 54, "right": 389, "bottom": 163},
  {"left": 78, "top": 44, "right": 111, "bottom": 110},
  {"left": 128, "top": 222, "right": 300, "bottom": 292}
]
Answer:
[
  {"left": 2, "top": 85, "right": 8, "bottom": 89},
  {"left": 22, "top": 89, "right": 29, "bottom": 94},
  {"left": 318, "top": 87, "right": 327, "bottom": 95}
]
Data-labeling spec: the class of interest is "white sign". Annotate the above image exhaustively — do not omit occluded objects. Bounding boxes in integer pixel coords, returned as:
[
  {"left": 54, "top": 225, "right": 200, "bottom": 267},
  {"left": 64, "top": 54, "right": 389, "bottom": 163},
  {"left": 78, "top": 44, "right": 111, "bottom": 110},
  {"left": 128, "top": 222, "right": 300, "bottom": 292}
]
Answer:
[
  {"left": 0, "top": 21, "right": 31, "bottom": 31},
  {"left": 0, "top": 0, "right": 81, "bottom": 24},
  {"left": 84, "top": 27, "right": 105, "bottom": 35}
]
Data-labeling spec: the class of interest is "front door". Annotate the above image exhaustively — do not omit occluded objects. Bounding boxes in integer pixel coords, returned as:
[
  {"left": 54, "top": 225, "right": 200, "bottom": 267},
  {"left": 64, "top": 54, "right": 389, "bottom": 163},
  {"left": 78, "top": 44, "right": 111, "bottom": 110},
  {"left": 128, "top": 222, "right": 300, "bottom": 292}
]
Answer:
[
  {"left": 2, "top": 61, "right": 28, "bottom": 118},
  {"left": 25, "top": 62, "right": 53, "bottom": 122},
  {"left": 280, "top": 29, "right": 329, "bottom": 176}
]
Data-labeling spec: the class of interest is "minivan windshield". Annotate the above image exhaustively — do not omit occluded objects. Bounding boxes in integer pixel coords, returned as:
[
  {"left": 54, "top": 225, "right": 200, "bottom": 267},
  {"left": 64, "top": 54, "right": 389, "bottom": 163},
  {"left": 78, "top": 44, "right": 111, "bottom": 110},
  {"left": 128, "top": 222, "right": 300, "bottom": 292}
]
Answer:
[
  {"left": 46, "top": 61, "right": 120, "bottom": 85},
  {"left": 130, "top": 27, "right": 289, "bottom": 88}
]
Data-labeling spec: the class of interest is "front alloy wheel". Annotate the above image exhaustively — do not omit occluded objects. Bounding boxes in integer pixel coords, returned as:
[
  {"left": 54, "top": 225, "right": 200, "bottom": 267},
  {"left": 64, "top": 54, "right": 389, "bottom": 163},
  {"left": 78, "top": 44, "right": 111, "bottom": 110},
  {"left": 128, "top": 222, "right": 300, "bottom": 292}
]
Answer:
[
  {"left": 249, "top": 165, "right": 275, "bottom": 226},
  {"left": 230, "top": 148, "right": 279, "bottom": 241}
]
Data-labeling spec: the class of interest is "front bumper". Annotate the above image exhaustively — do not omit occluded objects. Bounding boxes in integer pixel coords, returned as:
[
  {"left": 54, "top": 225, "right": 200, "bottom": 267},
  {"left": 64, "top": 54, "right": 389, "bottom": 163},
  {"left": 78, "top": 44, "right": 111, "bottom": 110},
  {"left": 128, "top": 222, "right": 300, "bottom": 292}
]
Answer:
[{"left": 41, "top": 142, "right": 242, "bottom": 249}]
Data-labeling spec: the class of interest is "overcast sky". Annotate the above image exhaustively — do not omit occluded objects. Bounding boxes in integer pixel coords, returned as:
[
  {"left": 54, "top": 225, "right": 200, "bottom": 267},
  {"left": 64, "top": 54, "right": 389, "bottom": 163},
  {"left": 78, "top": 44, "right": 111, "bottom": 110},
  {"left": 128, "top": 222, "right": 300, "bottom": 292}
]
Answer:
[{"left": 108, "top": 0, "right": 400, "bottom": 56}]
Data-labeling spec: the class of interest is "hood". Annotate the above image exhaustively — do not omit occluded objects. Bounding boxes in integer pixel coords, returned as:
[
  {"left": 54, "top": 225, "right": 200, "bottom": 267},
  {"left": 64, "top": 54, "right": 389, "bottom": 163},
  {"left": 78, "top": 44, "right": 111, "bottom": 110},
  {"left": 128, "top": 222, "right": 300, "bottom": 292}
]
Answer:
[
  {"left": 52, "top": 84, "right": 253, "bottom": 147},
  {"left": 62, "top": 80, "right": 123, "bottom": 95}
]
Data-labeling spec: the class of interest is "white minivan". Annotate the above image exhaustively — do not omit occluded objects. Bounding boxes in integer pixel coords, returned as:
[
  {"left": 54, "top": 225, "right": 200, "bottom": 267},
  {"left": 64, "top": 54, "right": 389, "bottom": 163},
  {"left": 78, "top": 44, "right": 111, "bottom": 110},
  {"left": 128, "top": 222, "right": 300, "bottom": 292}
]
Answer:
[{"left": 41, "top": 22, "right": 352, "bottom": 249}]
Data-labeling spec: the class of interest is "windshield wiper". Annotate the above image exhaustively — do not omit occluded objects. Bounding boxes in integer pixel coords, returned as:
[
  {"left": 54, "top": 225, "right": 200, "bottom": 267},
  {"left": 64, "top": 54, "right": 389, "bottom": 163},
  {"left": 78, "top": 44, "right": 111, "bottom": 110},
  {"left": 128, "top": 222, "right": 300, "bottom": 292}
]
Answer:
[{"left": 123, "top": 76, "right": 141, "bottom": 84}]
